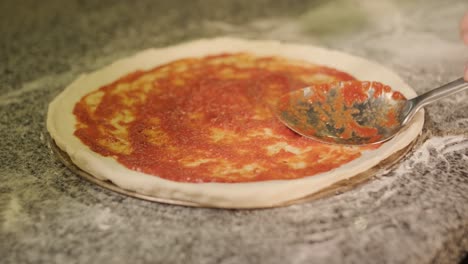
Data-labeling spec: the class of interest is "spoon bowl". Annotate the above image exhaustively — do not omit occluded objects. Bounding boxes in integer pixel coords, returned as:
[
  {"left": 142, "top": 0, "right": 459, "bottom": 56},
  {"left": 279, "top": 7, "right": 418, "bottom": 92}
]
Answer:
[{"left": 276, "top": 78, "right": 468, "bottom": 145}]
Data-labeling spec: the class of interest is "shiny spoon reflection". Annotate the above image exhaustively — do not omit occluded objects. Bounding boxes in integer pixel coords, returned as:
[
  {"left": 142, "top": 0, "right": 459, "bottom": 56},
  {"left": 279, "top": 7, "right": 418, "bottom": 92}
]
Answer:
[{"left": 276, "top": 78, "right": 468, "bottom": 145}]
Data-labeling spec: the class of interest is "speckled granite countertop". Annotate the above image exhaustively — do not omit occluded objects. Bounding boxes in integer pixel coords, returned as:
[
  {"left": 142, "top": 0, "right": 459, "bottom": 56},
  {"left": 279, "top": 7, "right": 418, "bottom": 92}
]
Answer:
[{"left": 1, "top": 0, "right": 467, "bottom": 263}]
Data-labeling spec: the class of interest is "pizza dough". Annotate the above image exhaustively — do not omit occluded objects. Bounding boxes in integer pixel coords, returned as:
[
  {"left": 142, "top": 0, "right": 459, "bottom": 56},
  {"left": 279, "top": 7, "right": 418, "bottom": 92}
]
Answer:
[{"left": 47, "top": 38, "right": 424, "bottom": 208}]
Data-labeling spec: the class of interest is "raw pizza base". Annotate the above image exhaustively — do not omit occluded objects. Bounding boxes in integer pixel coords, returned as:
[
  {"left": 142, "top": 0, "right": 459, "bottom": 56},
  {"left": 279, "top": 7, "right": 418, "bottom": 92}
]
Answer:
[{"left": 47, "top": 38, "right": 424, "bottom": 209}]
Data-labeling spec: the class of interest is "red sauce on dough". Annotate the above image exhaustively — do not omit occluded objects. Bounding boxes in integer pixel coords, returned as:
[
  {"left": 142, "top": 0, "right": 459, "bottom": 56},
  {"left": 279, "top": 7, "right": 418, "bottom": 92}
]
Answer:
[{"left": 73, "top": 53, "right": 379, "bottom": 183}]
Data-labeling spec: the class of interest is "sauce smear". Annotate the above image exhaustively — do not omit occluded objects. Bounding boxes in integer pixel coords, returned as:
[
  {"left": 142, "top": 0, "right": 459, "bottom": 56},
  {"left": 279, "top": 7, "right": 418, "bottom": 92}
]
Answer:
[{"left": 74, "top": 53, "right": 379, "bottom": 183}]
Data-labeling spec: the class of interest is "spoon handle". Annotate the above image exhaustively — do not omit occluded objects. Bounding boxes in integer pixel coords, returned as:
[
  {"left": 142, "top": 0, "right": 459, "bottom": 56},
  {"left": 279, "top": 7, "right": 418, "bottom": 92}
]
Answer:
[{"left": 411, "top": 77, "right": 468, "bottom": 111}]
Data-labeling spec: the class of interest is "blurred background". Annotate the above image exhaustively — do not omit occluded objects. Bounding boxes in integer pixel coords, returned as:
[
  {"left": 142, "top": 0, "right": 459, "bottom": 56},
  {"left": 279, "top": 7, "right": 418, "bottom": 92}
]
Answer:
[{"left": 1, "top": 0, "right": 465, "bottom": 94}]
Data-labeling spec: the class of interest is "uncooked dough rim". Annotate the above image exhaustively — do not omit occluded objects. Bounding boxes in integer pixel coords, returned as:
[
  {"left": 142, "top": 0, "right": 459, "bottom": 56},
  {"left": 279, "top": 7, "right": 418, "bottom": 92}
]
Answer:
[{"left": 47, "top": 37, "right": 424, "bottom": 208}]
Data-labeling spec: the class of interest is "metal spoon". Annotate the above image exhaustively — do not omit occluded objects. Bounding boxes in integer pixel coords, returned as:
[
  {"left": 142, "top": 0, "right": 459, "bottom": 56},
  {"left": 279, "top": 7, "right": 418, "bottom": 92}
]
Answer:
[{"left": 276, "top": 78, "right": 468, "bottom": 145}]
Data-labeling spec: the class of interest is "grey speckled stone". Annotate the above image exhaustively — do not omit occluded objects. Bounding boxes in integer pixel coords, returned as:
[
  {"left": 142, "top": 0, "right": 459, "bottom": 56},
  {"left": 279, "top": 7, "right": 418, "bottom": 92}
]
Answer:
[{"left": 1, "top": 0, "right": 468, "bottom": 263}]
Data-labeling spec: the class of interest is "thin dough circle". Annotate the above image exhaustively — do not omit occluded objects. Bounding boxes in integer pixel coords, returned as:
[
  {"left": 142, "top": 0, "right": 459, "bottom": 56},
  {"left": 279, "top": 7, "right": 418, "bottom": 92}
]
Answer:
[{"left": 47, "top": 38, "right": 424, "bottom": 208}]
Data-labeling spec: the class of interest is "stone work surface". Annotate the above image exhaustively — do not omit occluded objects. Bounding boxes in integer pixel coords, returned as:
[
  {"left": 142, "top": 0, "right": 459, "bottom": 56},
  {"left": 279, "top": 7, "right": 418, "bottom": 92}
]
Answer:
[{"left": 1, "top": 0, "right": 467, "bottom": 263}]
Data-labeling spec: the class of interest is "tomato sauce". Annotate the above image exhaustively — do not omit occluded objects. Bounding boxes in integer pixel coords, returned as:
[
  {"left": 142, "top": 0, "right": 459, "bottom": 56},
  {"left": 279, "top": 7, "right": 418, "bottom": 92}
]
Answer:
[{"left": 73, "top": 53, "right": 378, "bottom": 183}]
